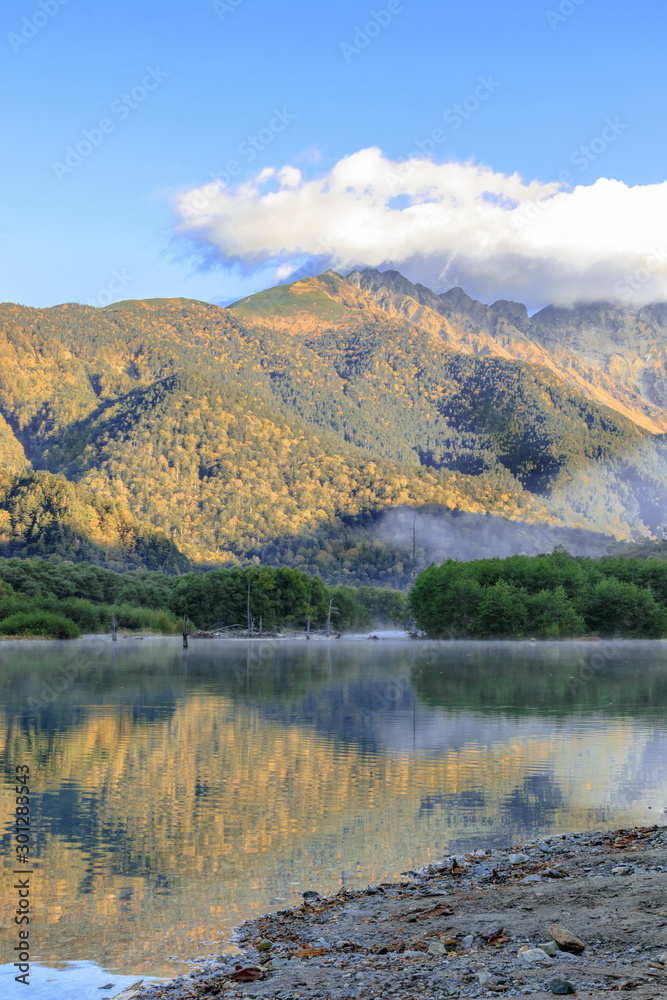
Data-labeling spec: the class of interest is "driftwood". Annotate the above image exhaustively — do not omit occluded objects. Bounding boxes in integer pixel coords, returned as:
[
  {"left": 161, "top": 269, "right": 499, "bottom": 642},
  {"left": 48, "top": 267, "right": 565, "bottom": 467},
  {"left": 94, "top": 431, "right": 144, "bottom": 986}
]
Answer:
[{"left": 189, "top": 626, "right": 344, "bottom": 640}]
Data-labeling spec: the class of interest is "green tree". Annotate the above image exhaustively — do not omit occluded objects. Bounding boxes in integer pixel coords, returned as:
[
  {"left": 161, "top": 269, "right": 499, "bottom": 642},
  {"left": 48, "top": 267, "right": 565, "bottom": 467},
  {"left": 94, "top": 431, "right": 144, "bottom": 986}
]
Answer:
[{"left": 473, "top": 580, "right": 527, "bottom": 638}]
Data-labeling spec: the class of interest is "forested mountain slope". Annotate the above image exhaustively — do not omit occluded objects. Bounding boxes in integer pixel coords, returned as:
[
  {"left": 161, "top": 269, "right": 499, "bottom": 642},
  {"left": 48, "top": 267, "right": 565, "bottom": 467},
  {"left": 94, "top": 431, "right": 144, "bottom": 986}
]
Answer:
[
  {"left": 229, "top": 271, "right": 667, "bottom": 543},
  {"left": 0, "top": 268, "right": 666, "bottom": 582},
  {"left": 345, "top": 267, "right": 667, "bottom": 433}
]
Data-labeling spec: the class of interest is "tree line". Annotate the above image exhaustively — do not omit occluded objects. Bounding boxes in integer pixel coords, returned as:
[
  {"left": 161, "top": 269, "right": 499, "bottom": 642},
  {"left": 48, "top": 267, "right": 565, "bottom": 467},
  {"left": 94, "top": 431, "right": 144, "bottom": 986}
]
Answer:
[
  {"left": 409, "top": 548, "right": 667, "bottom": 638},
  {"left": 0, "top": 557, "right": 408, "bottom": 639}
]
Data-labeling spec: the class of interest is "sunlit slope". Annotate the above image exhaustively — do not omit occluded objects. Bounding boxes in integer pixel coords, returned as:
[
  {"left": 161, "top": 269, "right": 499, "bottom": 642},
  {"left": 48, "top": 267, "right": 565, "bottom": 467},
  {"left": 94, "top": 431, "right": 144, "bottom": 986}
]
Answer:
[
  {"left": 0, "top": 469, "right": 188, "bottom": 570},
  {"left": 1, "top": 278, "right": 667, "bottom": 574},
  {"left": 345, "top": 268, "right": 667, "bottom": 434},
  {"left": 231, "top": 268, "right": 667, "bottom": 433},
  {"left": 0, "top": 300, "right": 557, "bottom": 567},
  {"left": 228, "top": 271, "right": 667, "bottom": 541}
]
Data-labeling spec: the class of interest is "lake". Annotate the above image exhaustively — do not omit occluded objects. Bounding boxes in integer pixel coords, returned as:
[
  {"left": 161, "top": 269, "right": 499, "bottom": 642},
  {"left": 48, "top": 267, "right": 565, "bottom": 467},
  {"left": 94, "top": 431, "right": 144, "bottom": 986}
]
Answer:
[{"left": 1, "top": 636, "right": 667, "bottom": 998}]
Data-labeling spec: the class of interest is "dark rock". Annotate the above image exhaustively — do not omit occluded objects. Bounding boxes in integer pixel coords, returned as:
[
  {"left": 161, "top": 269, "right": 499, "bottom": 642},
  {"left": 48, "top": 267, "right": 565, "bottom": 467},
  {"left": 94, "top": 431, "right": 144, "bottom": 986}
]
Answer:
[
  {"left": 550, "top": 979, "right": 576, "bottom": 995},
  {"left": 480, "top": 924, "right": 504, "bottom": 941}
]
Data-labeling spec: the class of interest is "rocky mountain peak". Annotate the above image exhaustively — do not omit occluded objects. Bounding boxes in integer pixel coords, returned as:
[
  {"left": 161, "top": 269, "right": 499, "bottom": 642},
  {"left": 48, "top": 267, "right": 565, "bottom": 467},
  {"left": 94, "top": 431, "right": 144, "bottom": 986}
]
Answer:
[
  {"left": 347, "top": 267, "right": 447, "bottom": 314},
  {"left": 438, "top": 286, "right": 491, "bottom": 325},
  {"left": 490, "top": 299, "right": 529, "bottom": 328}
]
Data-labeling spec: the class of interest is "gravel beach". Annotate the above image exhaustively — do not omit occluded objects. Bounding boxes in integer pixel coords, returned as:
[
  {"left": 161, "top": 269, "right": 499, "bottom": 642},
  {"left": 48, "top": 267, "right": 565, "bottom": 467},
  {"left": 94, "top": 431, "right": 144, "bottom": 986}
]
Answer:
[{"left": 121, "top": 825, "right": 667, "bottom": 1000}]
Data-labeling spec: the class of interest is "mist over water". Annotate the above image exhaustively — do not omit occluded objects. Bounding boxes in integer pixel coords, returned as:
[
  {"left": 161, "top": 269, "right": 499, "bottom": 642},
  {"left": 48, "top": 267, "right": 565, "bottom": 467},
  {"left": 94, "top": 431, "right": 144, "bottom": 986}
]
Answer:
[{"left": 377, "top": 507, "right": 613, "bottom": 567}]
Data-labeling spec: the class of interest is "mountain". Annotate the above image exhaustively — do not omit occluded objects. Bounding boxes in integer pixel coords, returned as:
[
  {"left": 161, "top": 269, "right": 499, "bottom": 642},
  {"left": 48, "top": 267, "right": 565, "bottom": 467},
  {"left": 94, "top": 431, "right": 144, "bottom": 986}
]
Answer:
[
  {"left": 343, "top": 268, "right": 667, "bottom": 434},
  {"left": 228, "top": 269, "right": 667, "bottom": 536},
  {"left": 235, "top": 265, "right": 667, "bottom": 433},
  {"left": 1, "top": 269, "right": 666, "bottom": 583}
]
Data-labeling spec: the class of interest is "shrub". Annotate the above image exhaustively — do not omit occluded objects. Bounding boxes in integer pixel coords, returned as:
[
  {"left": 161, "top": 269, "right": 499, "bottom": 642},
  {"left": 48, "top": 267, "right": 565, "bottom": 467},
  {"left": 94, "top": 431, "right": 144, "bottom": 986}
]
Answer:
[
  {"left": 0, "top": 611, "right": 81, "bottom": 639},
  {"left": 108, "top": 603, "right": 181, "bottom": 633},
  {"left": 44, "top": 597, "right": 105, "bottom": 633},
  {"left": 110, "top": 603, "right": 148, "bottom": 630},
  {"left": 144, "top": 608, "right": 181, "bottom": 634}
]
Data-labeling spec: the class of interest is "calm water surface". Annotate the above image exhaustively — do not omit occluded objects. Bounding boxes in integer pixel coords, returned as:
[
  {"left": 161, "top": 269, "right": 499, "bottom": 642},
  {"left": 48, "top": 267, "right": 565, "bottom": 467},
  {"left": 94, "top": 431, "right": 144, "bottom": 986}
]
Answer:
[{"left": 1, "top": 636, "right": 667, "bottom": 998}]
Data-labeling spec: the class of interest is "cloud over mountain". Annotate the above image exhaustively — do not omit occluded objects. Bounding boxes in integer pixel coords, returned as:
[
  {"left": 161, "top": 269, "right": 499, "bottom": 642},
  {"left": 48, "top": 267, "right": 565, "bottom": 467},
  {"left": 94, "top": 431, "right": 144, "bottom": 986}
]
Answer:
[{"left": 175, "top": 148, "right": 667, "bottom": 307}]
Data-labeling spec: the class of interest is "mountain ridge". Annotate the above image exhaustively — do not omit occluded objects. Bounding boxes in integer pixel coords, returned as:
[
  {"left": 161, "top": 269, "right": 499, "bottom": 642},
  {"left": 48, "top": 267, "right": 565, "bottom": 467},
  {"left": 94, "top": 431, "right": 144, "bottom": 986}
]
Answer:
[
  {"left": 338, "top": 268, "right": 667, "bottom": 433},
  {"left": 1, "top": 269, "right": 667, "bottom": 582},
  {"left": 231, "top": 268, "right": 667, "bottom": 432}
]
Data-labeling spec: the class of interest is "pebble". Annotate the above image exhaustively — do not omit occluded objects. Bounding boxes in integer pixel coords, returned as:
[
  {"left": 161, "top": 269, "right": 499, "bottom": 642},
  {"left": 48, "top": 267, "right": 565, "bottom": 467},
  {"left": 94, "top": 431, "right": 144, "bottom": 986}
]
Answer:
[
  {"left": 479, "top": 924, "right": 503, "bottom": 941},
  {"left": 537, "top": 940, "right": 559, "bottom": 956},
  {"left": 508, "top": 853, "right": 530, "bottom": 864},
  {"left": 517, "top": 947, "right": 554, "bottom": 964},
  {"left": 520, "top": 874, "right": 542, "bottom": 883}
]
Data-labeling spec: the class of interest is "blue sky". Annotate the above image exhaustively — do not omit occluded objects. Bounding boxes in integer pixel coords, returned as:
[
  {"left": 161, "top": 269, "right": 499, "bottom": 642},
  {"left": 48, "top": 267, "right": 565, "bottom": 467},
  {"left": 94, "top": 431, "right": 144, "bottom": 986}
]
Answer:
[{"left": 1, "top": 0, "right": 666, "bottom": 309}]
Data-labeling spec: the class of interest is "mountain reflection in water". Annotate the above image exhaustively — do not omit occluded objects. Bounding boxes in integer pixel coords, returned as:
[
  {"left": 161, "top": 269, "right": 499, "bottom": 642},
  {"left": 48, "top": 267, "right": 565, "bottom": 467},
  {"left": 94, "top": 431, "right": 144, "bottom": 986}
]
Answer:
[{"left": 1, "top": 637, "right": 666, "bottom": 979}]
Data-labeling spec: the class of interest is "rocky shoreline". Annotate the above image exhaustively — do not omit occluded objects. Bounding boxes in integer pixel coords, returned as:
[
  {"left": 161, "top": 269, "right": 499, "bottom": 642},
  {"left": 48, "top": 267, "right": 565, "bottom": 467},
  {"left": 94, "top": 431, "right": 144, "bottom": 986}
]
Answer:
[{"left": 121, "top": 825, "right": 667, "bottom": 1000}]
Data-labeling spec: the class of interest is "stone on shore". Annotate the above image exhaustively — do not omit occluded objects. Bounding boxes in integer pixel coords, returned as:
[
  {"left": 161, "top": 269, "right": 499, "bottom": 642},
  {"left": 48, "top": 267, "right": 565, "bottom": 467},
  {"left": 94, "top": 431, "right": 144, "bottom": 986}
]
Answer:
[
  {"left": 548, "top": 922, "right": 586, "bottom": 953},
  {"left": 537, "top": 939, "right": 559, "bottom": 956},
  {"left": 550, "top": 979, "right": 576, "bottom": 995},
  {"left": 517, "top": 946, "right": 554, "bottom": 964}
]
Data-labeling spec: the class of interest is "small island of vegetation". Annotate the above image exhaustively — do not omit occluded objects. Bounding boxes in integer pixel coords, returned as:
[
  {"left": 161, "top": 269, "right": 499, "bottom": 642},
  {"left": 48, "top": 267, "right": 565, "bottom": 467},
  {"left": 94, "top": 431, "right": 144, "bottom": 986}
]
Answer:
[{"left": 409, "top": 547, "right": 667, "bottom": 638}]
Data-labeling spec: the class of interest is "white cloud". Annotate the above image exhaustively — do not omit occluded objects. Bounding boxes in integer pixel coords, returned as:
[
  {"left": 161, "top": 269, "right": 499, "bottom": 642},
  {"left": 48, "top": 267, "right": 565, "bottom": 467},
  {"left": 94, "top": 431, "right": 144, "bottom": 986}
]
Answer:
[
  {"left": 275, "top": 262, "right": 296, "bottom": 281},
  {"left": 175, "top": 148, "right": 667, "bottom": 306}
]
